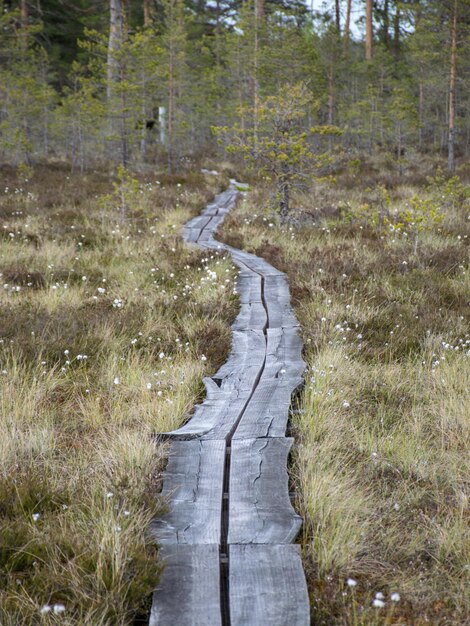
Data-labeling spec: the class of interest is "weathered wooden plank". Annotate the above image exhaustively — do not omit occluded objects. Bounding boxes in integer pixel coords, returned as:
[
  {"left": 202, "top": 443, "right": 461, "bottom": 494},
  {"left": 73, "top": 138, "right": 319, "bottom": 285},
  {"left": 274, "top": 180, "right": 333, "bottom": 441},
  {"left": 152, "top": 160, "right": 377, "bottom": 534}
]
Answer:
[
  {"left": 263, "top": 274, "right": 291, "bottom": 303},
  {"left": 151, "top": 439, "right": 225, "bottom": 544},
  {"left": 164, "top": 329, "right": 266, "bottom": 439},
  {"left": 228, "top": 438, "right": 302, "bottom": 544},
  {"left": 231, "top": 377, "right": 303, "bottom": 439},
  {"left": 263, "top": 275, "right": 300, "bottom": 328},
  {"left": 263, "top": 327, "right": 305, "bottom": 378},
  {"left": 235, "top": 272, "right": 263, "bottom": 304},
  {"left": 210, "top": 329, "right": 266, "bottom": 392},
  {"left": 231, "top": 327, "right": 305, "bottom": 438},
  {"left": 152, "top": 182, "right": 310, "bottom": 625},
  {"left": 173, "top": 396, "right": 243, "bottom": 441},
  {"left": 150, "top": 544, "right": 221, "bottom": 626},
  {"left": 184, "top": 214, "right": 213, "bottom": 231},
  {"left": 229, "top": 544, "right": 309, "bottom": 626},
  {"left": 232, "top": 302, "right": 267, "bottom": 331},
  {"left": 182, "top": 227, "right": 202, "bottom": 243},
  {"left": 197, "top": 217, "right": 226, "bottom": 241}
]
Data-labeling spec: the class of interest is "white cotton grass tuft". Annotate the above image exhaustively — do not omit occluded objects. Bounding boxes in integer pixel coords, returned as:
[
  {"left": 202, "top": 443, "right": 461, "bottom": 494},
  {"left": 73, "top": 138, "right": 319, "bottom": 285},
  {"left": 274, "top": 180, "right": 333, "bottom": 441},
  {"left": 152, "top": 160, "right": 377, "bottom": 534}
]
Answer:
[
  {"left": 390, "top": 592, "right": 401, "bottom": 602},
  {"left": 372, "top": 598, "right": 386, "bottom": 608},
  {"left": 346, "top": 578, "right": 357, "bottom": 587}
]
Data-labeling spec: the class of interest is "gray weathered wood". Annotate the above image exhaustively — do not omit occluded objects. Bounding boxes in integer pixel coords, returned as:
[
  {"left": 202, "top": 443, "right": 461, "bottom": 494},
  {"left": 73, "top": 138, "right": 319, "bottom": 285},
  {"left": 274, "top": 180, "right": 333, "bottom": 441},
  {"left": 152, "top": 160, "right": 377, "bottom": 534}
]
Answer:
[
  {"left": 228, "top": 438, "right": 302, "bottom": 544},
  {"left": 232, "top": 327, "right": 305, "bottom": 439},
  {"left": 235, "top": 272, "right": 263, "bottom": 304},
  {"left": 229, "top": 544, "right": 309, "bottom": 626},
  {"left": 164, "top": 329, "right": 266, "bottom": 439},
  {"left": 232, "top": 378, "right": 302, "bottom": 439},
  {"left": 151, "top": 440, "right": 225, "bottom": 544},
  {"left": 150, "top": 544, "right": 221, "bottom": 626},
  {"left": 151, "top": 181, "right": 310, "bottom": 625},
  {"left": 232, "top": 302, "right": 267, "bottom": 331}
]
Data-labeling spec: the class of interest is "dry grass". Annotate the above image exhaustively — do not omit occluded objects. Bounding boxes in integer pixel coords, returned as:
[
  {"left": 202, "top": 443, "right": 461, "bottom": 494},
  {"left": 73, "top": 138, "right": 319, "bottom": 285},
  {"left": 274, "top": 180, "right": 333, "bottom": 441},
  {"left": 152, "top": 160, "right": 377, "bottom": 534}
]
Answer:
[
  {"left": 220, "top": 157, "right": 470, "bottom": 625},
  {"left": 0, "top": 164, "right": 238, "bottom": 624}
]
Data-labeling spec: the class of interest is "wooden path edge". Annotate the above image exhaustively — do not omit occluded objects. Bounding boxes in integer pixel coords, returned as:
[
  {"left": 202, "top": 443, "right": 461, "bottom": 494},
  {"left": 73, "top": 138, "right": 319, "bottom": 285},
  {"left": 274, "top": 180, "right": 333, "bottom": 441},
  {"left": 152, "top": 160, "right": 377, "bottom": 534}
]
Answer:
[{"left": 149, "top": 181, "right": 310, "bottom": 626}]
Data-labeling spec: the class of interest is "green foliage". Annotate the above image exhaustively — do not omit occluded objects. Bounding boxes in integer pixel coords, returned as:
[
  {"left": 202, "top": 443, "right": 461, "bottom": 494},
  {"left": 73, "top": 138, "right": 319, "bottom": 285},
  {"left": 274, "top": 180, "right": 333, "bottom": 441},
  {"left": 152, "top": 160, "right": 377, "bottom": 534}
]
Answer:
[
  {"left": 343, "top": 184, "right": 391, "bottom": 228},
  {"left": 343, "top": 181, "right": 445, "bottom": 254},
  {"left": 0, "top": 0, "right": 470, "bottom": 171},
  {"left": 214, "top": 83, "right": 341, "bottom": 218},
  {"left": 427, "top": 169, "right": 470, "bottom": 211},
  {"left": 386, "top": 195, "right": 444, "bottom": 236}
]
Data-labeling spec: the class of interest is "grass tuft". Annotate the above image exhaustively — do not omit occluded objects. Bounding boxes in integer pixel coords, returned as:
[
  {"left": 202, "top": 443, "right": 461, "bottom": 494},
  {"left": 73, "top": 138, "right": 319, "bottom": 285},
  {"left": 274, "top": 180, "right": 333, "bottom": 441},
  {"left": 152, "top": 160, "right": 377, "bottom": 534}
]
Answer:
[
  {"left": 0, "top": 165, "right": 238, "bottom": 623},
  {"left": 220, "top": 160, "right": 470, "bottom": 624}
]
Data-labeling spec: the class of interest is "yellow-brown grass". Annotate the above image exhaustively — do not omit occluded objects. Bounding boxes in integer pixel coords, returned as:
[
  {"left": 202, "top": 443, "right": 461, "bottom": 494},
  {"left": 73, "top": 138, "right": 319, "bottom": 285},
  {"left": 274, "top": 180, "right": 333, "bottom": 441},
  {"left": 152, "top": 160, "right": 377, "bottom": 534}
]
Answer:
[
  {"left": 220, "top": 159, "right": 470, "bottom": 625},
  {"left": 0, "top": 164, "right": 238, "bottom": 624}
]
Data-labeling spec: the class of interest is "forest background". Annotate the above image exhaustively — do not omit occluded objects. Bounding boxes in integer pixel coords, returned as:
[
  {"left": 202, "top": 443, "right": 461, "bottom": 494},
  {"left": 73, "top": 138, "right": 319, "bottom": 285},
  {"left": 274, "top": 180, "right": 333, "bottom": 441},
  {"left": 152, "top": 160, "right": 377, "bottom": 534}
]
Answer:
[{"left": 1, "top": 0, "right": 470, "bottom": 176}]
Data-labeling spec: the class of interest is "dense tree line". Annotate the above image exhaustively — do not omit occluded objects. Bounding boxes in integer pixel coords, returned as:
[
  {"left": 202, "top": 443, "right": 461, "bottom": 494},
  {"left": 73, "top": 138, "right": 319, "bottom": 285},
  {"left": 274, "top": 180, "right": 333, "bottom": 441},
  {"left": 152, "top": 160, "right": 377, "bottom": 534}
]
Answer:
[{"left": 0, "top": 0, "right": 469, "bottom": 172}]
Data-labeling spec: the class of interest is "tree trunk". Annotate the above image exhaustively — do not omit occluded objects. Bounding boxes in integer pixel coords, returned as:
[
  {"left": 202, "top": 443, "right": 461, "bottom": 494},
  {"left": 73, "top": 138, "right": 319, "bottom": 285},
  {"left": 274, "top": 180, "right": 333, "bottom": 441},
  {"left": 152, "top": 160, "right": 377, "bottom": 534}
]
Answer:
[
  {"left": 418, "top": 81, "right": 424, "bottom": 150},
  {"left": 20, "top": 0, "right": 28, "bottom": 27},
  {"left": 253, "top": 0, "right": 263, "bottom": 153},
  {"left": 343, "top": 0, "right": 351, "bottom": 55},
  {"left": 107, "top": 0, "right": 126, "bottom": 164},
  {"left": 448, "top": 0, "right": 458, "bottom": 172},
  {"left": 279, "top": 180, "right": 289, "bottom": 221},
  {"left": 335, "top": 0, "right": 341, "bottom": 34},
  {"left": 327, "top": 57, "right": 335, "bottom": 126},
  {"left": 168, "top": 54, "right": 174, "bottom": 172},
  {"left": 20, "top": 0, "right": 28, "bottom": 49},
  {"left": 382, "top": 0, "right": 390, "bottom": 47},
  {"left": 144, "top": 0, "right": 151, "bottom": 26},
  {"left": 107, "top": 0, "right": 124, "bottom": 100},
  {"left": 365, "top": 0, "right": 373, "bottom": 60},
  {"left": 393, "top": 2, "right": 400, "bottom": 59}
]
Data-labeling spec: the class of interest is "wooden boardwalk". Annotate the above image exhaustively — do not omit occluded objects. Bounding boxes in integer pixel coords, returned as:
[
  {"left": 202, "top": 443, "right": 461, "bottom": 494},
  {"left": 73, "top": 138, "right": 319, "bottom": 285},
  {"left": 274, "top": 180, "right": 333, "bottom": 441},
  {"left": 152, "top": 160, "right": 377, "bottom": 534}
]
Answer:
[{"left": 149, "top": 182, "right": 309, "bottom": 625}]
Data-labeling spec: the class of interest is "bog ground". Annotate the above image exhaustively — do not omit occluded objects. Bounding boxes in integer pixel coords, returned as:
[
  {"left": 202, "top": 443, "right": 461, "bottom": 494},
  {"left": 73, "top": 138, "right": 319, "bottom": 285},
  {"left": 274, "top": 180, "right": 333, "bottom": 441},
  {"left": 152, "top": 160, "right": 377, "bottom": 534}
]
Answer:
[
  {"left": 0, "top": 166, "right": 238, "bottom": 624},
  {"left": 1, "top": 158, "right": 469, "bottom": 626}
]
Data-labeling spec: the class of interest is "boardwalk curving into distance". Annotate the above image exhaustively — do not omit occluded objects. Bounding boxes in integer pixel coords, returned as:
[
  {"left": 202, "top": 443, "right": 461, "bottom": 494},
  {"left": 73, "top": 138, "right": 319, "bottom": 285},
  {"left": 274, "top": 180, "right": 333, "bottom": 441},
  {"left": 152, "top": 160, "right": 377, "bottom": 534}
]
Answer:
[{"left": 149, "top": 182, "right": 310, "bottom": 626}]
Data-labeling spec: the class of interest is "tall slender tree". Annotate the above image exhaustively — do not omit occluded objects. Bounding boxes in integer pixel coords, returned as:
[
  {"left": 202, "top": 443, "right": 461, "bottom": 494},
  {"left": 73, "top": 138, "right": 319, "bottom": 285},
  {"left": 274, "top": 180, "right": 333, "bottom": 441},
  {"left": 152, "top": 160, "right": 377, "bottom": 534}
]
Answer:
[
  {"left": 448, "top": 0, "right": 458, "bottom": 171},
  {"left": 335, "top": 0, "right": 341, "bottom": 33},
  {"left": 107, "top": 0, "right": 129, "bottom": 164},
  {"left": 393, "top": 0, "right": 401, "bottom": 58},
  {"left": 143, "top": 0, "right": 151, "bottom": 26},
  {"left": 343, "top": 0, "right": 352, "bottom": 54},
  {"left": 365, "top": 0, "right": 373, "bottom": 59}
]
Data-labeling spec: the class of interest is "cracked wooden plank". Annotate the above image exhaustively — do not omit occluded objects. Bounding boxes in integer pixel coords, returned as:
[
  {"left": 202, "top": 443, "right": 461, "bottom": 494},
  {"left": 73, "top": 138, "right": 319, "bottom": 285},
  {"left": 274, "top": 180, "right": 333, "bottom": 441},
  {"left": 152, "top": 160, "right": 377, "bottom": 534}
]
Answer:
[
  {"left": 232, "top": 327, "right": 305, "bottom": 439},
  {"left": 228, "top": 438, "right": 302, "bottom": 544},
  {"left": 164, "top": 329, "right": 266, "bottom": 439},
  {"left": 151, "top": 440, "right": 225, "bottom": 544},
  {"left": 231, "top": 378, "right": 302, "bottom": 439},
  {"left": 263, "top": 327, "right": 305, "bottom": 379},
  {"left": 232, "top": 302, "right": 267, "bottom": 331},
  {"left": 152, "top": 182, "right": 310, "bottom": 624},
  {"left": 229, "top": 544, "right": 309, "bottom": 626},
  {"left": 150, "top": 544, "right": 221, "bottom": 626}
]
